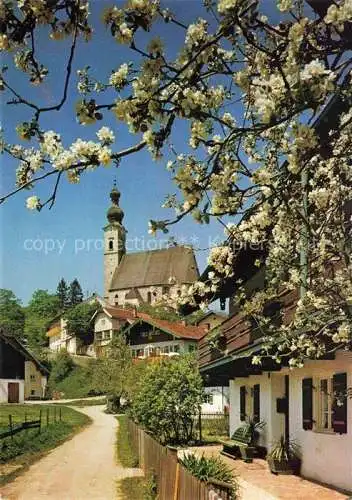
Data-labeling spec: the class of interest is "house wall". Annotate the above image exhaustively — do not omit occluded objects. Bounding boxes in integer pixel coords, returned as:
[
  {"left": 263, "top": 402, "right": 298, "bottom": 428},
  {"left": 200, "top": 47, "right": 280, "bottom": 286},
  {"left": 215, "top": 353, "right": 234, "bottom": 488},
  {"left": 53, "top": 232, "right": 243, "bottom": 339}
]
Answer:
[
  {"left": 109, "top": 285, "right": 179, "bottom": 308},
  {"left": 0, "top": 379, "right": 25, "bottom": 403},
  {"left": 229, "top": 351, "right": 352, "bottom": 493},
  {"left": 130, "top": 339, "right": 195, "bottom": 358},
  {"left": 285, "top": 351, "right": 352, "bottom": 492},
  {"left": 24, "top": 361, "right": 46, "bottom": 399},
  {"left": 229, "top": 374, "right": 271, "bottom": 447},
  {"left": 202, "top": 387, "right": 229, "bottom": 414}
]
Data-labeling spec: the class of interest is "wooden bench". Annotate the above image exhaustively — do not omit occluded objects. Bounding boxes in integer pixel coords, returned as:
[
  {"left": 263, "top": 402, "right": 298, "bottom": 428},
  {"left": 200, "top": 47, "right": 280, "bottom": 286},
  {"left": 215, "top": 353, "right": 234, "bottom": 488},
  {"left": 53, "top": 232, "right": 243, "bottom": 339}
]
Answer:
[{"left": 219, "top": 425, "right": 256, "bottom": 463}]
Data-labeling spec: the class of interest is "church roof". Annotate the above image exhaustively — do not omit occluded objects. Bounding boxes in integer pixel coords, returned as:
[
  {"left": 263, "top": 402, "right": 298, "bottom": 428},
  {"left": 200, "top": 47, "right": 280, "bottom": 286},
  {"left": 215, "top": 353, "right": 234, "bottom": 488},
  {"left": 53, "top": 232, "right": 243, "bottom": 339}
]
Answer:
[{"left": 109, "top": 246, "right": 199, "bottom": 291}]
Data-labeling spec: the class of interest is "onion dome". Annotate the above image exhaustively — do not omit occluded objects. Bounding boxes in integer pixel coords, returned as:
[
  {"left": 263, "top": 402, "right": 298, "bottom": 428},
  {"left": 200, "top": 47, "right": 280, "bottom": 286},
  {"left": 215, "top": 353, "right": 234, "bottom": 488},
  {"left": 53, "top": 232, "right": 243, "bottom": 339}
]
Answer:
[{"left": 107, "top": 183, "right": 124, "bottom": 224}]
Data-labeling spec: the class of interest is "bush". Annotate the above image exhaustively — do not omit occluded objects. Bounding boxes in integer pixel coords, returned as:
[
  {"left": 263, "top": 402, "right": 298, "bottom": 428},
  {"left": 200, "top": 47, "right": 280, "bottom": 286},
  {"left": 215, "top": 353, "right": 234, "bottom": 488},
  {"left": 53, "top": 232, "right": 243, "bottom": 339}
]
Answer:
[
  {"left": 130, "top": 355, "right": 204, "bottom": 445},
  {"left": 179, "top": 453, "right": 238, "bottom": 498},
  {"left": 53, "top": 365, "right": 98, "bottom": 399},
  {"left": 49, "top": 351, "right": 74, "bottom": 385}
]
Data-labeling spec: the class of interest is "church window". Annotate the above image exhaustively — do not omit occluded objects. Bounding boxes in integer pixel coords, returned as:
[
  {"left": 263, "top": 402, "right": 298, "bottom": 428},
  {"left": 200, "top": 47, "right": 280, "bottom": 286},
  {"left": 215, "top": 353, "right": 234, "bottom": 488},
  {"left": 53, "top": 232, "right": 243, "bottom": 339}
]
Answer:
[
  {"left": 147, "top": 291, "right": 152, "bottom": 304},
  {"left": 109, "top": 240, "right": 114, "bottom": 250}
]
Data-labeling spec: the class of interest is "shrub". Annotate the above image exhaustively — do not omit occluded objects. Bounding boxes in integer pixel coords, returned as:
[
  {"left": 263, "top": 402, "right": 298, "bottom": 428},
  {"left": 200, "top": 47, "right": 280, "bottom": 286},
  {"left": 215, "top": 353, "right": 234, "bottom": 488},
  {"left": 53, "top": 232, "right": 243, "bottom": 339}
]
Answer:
[
  {"left": 130, "top": 355, "right": 204, "bottom": 445},
  {"left": 179, "top": 453, "right": 238, "bottom": 498}
]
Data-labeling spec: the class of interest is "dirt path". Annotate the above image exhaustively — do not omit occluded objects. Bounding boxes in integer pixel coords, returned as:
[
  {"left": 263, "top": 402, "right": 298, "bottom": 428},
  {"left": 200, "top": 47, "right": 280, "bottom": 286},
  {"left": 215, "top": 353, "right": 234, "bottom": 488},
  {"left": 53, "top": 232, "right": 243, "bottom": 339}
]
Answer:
[{"left": 0, "top": 406, "right": 142, "bottom": 500}]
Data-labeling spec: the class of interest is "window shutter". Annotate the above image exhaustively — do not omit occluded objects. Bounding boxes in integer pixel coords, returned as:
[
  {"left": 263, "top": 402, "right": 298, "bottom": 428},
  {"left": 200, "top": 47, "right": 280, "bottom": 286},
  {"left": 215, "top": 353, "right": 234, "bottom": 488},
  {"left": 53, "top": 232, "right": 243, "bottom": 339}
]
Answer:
[
  {"left": 332, "top": 372, "right": 347, "bottom": 434},
  {"left": 302, "top": 378, "right": 313, "bottom": 430},
  {"left": 240, "top": 386, "right": 246, "bottom": 421},
  {"left": 253, "top": 384, "right": 260, "bottom": 423}
]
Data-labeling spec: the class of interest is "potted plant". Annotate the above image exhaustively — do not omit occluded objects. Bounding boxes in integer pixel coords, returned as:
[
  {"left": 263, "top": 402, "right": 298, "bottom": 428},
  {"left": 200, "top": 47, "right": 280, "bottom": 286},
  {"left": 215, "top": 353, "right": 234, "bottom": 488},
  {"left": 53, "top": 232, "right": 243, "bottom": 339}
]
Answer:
[{"left": 267, "top": 436, "right": 301, "bottom": 475}]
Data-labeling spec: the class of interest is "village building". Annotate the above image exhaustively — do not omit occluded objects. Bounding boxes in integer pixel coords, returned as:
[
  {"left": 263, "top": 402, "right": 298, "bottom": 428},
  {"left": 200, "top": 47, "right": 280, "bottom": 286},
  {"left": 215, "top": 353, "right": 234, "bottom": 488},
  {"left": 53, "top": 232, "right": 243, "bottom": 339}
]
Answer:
[
  {"left": 46, "top": 295, "right": 105, "bottom": 356},
  {"left": 0, "top": 330, "right": 49, "bottom": 403},
  {"left": 103, "top": 184, "right": 199, "bottom": 306},
  {"left": 198, "top": 253, "right": 352, "bottom": 493}
]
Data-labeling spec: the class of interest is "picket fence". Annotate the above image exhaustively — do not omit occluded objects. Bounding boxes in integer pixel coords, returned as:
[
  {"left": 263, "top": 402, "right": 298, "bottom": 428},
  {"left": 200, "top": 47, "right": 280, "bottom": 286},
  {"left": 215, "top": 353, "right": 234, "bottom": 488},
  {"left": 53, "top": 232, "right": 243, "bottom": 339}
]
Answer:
[{"left": 127, "top": 419, "right": 234, "bottom": 500}]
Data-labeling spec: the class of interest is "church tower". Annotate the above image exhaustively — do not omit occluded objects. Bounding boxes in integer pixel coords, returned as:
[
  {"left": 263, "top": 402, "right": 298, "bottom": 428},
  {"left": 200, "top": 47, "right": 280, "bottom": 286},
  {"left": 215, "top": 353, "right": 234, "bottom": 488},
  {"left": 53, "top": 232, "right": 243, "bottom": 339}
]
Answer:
[{"left": 103, "top": 183, "right": 126, "bottom": 299}]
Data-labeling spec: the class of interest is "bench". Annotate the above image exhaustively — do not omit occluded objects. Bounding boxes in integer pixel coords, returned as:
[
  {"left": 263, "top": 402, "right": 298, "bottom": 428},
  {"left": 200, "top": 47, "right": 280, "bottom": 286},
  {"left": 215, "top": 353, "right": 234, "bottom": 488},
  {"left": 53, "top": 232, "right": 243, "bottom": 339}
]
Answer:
[{"left": 219, "top": 425, "right": 256, "bottom": 463}]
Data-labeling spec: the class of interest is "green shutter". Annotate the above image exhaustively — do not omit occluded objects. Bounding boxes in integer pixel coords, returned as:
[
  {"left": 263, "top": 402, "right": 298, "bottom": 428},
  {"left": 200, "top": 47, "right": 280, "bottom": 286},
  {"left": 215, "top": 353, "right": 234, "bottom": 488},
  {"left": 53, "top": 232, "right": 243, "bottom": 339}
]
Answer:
[
  {"left": 240, "top": 386, "right": 246, "bottom": 421},
  {"left": 332, "top": 372, "right": 347, "bottom": 434},
  {"left": 302, "top": 378, "right": 313, "bottom": 430},
  {"left": 253, "top": 384, "right": 260, "bottom": 423}
]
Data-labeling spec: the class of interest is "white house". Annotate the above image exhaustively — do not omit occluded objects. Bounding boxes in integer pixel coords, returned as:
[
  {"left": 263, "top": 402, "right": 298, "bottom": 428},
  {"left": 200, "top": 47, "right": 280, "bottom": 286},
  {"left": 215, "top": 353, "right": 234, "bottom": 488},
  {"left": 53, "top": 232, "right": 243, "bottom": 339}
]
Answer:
[
  {"left": 229, "top": 350, "right": 351, "bottom": 492},
  {"left": 0, "top": 330, "right": 49, "bottom": 403},
  {"left": 203, "top": 386, "right": 230, "bottom": 414}
]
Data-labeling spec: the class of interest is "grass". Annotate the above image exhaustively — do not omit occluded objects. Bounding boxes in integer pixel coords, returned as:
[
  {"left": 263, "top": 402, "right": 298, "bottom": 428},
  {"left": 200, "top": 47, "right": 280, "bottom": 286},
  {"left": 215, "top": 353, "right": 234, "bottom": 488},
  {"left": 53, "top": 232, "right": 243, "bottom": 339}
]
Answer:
[
  {"left": 0, "top": 404, "right": 91, "bottom": 485},
  {"left": 199, "top": 416, "right": 230, "bottom": 443},
  {"left": 115, "top": 415, "right": 139, "bottom": 468},
  {"left": 51, "top": 365, "right": 97, "bottom": 399},
  {"left": 68, "top": 397, "right": 107, "bottom": 407},
  {"left": 118, "top": 477, "right": 145, "bottom": 500}
]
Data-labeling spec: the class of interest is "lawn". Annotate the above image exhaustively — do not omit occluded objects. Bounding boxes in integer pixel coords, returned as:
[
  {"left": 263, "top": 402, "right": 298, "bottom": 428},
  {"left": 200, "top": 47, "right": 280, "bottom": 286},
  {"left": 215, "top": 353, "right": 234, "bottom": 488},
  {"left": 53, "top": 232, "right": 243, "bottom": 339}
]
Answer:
[
  {"left": 0, "top": 404, "right": 91, "bottom": 485},
  {"left": 115, "top": 415, "right": 139, "bottom": 468}
]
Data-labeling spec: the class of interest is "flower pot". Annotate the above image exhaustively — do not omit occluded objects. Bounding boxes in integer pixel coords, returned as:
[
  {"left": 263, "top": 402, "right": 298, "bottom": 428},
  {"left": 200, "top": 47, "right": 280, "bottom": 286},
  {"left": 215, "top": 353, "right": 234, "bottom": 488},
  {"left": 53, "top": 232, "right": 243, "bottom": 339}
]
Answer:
[{"left": 267, "top": 457, "right": 301, "bottom": 475}]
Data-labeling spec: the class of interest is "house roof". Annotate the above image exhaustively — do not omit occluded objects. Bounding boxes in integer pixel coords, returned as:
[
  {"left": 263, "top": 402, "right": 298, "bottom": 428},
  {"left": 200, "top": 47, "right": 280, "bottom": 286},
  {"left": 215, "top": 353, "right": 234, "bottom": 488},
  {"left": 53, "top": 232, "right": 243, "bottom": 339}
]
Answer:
[
  {"left": 109, "top": 246, "right": 199, "bottom": 291},
  {"left": 128, "top": 312, "right": 207, "bottom": 340},
  {"left": 95, "top": 305, "right": 206, "bottom": 339},
  {"left": 0, "top": 330, "right": 49, "bottom": 375},
  {"left": 125, "top": 288, "right": 144, "bottom": 301}
]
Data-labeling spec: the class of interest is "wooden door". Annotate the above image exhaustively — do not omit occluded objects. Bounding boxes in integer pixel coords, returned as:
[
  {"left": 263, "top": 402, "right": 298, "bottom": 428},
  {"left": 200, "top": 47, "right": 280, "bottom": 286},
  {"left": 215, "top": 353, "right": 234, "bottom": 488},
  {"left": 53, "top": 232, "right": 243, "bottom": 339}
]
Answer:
[{"left": 8, "top": 382, "right": 20, "bottom": 403}]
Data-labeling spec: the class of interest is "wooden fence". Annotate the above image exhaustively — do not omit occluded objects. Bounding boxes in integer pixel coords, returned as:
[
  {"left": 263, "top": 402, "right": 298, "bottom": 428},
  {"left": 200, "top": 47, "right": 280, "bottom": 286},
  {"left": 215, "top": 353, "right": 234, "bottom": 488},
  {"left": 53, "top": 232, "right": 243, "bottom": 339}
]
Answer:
[
  {"left": 127, "top": 419, "right": 234, "bottom": 500},
  {"left": 0, "top": 407, "right": 62, "bottom": 440}
]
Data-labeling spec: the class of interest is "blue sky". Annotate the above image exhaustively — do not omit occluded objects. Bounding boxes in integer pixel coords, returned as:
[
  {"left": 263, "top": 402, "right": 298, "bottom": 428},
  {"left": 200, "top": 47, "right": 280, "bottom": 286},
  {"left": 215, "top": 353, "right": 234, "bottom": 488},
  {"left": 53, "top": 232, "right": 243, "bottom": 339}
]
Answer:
[{"left": 1, "top": 1, "right": 231, "bottom": 304}]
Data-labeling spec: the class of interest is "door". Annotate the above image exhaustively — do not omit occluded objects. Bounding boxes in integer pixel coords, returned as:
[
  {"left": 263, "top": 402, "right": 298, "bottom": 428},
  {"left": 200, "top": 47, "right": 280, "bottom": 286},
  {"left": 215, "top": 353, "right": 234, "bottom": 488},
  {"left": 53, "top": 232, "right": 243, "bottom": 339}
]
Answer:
[{"left": 8, "top": 382, "right": 20, "bottom": 403}]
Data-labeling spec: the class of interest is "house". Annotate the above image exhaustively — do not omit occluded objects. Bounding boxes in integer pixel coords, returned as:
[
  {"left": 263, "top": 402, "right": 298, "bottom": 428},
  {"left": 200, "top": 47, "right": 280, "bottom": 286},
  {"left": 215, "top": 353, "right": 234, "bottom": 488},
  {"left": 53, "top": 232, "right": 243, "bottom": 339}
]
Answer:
[
  {"left": 103, "top": 184, "right": 199, "bottom": 306},
  {"left": 46, "top": 295, "right": 105, "bottom": 356},
  {"left": 198, "top": 259, "right": 352, "bottom": 492},
  {"left": 122, "top": 313, "right": 206, "bottom": 360},
  {"left": 93, "top": 305, "right": 136, "bottom": 357},
  {"left": 194, "top": 311, "right": 227, "bottom": 331},
  {"left": 0, "top": 330, "right": 49, "bottom": 403}
]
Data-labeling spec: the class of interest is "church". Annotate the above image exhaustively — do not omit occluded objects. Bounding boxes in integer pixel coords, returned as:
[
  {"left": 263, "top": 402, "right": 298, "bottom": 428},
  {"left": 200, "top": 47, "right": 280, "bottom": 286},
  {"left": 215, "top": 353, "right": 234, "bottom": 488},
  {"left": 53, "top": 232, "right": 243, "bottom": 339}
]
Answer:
[{"left": 103, "top": 184, "right": 200, "bottom": 307}]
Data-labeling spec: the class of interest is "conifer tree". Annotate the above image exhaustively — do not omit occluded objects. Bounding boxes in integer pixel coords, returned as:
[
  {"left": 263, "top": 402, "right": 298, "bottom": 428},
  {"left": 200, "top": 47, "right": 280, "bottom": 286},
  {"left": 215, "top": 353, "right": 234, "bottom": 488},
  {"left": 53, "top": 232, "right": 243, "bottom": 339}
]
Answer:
[
  {"left": 68, "top": 279, "right": 84, "bottom": 306},
  {"left": 56, "top": 278, "right": 69, "bottom": 310}
]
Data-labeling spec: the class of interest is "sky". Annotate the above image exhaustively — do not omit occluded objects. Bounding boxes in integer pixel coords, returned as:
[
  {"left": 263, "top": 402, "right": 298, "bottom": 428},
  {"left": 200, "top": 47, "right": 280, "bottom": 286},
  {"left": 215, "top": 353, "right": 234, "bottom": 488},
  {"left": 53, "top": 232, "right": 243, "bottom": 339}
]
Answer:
[
  {"left": 0, "top": 0, "right": 296, "bottom": 306},
  {"left": 0, "top": 0, "right": 233, "bottom": 304}
]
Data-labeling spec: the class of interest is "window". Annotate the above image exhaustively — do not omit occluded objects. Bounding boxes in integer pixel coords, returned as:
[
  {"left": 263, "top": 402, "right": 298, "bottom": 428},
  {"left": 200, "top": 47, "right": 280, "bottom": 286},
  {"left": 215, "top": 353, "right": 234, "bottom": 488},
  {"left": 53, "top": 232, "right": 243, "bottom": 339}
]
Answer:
[
  {"left": 31, "top": 390, "right": 35, "bottom": 395},
  {"left": 162, "top": 286, "right": 169, "bottom": 295},
  {"left": 147, "top": 291, "right": 152, "bottom": 304},
  {"left": 317, "top": 378, "right": 333, "bottom": 431},
  {"left": 30, "top": 374, "right": 36, "bottom": 381},
  {"left": 302, "top": 373, "right": 348, "bottom": 434},
  {"left": 109, "top": 240, "right": 114, "bottom": 250},
  {"left": 204, "top": 394, "right": 214, "bottom": 405},
  {"left": 96, "top": 332, "right": 103, "bottom": 341},
  {"left": 188, "top": 344, "right": 196, "bottom": 352}
]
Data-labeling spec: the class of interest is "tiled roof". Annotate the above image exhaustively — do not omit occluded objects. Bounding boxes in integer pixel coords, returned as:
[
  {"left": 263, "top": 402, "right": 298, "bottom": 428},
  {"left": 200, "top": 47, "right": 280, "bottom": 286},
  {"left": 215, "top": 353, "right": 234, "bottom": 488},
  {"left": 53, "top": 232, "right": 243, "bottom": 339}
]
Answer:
[
  {"left": 109, "top": 246, "right": 199, "bottom": 291},
  {"left": 103, "top": 306, "right": 136, "bottom": 321},
  {"left": 135, "top": 313, "right": 207, "bottom": 340},
  {"left": 100, "top": 306, "right": 206, "bottom": 340}
]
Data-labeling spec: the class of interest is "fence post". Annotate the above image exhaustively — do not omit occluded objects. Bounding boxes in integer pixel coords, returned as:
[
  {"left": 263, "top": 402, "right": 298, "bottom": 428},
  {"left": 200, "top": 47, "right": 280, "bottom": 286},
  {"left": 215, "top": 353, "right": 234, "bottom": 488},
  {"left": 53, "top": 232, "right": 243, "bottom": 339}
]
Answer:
[
  {"left": 173, "top": 462, "right": 180, "bottom": 500},
  {"left": 39, "top": 409, "right": 42, "bottom": 434},
  {"left": 59, "top": 407, "right": 62, "bottom": 422},
  {"left": 198, "top": 409, "right": 202, "bottom": 443},
  {"left": 46, "top": 408, "right": 49, "bottom": 426},
  {"left": 9, "top": 415, "right": 13, "bottom": 440},
  {"left": 54, "top": 406, "right": 57, "bottom": 423}
]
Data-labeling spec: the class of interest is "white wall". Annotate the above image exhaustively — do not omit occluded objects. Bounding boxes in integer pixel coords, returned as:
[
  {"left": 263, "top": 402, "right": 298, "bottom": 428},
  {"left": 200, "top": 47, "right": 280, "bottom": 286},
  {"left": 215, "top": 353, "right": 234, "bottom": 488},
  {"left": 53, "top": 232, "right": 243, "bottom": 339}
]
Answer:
[
  {"left": 229, "top": 351, "right": 352, "bottom": 493},
  {"left": 286, "top": 351, "right": 352, "bottom": 492},
  {"left": 202, "top": 387, "right": 229, "bottom": 414},
  {"left": 229, "top": 374, "right": 270, "bottom": 447},
  {"left": 0, "top": 379, "right": 25, "bottom": 403}
]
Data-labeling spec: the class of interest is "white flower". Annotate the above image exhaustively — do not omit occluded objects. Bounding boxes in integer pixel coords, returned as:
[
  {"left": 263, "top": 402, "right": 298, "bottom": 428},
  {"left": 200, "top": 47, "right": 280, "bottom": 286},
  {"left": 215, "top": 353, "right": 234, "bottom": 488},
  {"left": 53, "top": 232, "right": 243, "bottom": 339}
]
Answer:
[
  {"left": 96, "top": 126, "right": 115, "bottom": 145},
  {"left": 98, "top": 147, "right": 112, "bottom": 166},
  {"left": 109, "top": 63, "right": 129, "bottom": 89},
  {"left": 26, "top": 196, "right": 40, "bottom": 210}
]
